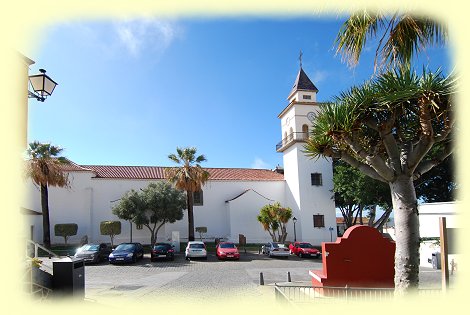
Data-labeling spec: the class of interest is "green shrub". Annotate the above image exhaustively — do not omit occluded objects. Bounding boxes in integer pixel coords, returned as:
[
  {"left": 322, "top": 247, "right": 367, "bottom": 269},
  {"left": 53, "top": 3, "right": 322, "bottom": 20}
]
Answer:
[
  {"left": 54, "top": 223, "right": 78, "bottom": 245},
  {"left": 100, "top": 221, "right": 121, "bottom": 247}
]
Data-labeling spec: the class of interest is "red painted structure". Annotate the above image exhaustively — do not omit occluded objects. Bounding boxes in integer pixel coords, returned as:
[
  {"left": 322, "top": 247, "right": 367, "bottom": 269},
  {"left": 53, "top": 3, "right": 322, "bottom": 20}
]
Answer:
[{"left": 309, "top": 225, "right": 395, "bottom": 288}]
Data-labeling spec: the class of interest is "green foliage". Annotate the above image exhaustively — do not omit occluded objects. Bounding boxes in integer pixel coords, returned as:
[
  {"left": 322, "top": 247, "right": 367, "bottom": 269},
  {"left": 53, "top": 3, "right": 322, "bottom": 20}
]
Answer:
[
  {"left": 257, "top": 202, "right": 292, "bottom": 243},
  {"left": 333, "top": 160, "right": 392, "bottom": 229},
  {"left": 54, "top": 223, "right": 78, "bottom": 245},
  {"left": 100, "top": 221, "right": 121, "bottom": 247},
  {"left": 112, "top": 182, "right": 186, "bottom": 246},
  {"left": 195, "top": 227, "right": 207, "bottom": 241},
  {"left": 335, "top": 11, "right": 447, "bottom": 72}
]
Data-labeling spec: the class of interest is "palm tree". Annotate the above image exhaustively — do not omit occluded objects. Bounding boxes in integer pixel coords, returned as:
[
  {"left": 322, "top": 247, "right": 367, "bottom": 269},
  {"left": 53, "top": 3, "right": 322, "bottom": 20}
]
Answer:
[
  {"left": 25, "top": 141, "right": 70, "bottom": 249},
  {"left": 165, "top": 147, "right": 209, "bottom": 242},
  {"left": 304, "top": 69, "right": 455, "bottom": 293},
  {"left": 335, "top": 11, "right": 447, "bottom": 72}
]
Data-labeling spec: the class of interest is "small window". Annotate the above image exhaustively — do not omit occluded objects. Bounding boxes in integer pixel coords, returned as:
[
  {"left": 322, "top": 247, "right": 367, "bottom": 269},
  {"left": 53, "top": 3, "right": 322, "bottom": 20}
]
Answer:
[
  {"left": 311, "top": 173, "right": 322, "bottom": 186},
  {"left": 313, "top": 214, "right": 325, "bottom": 228},
  {"left": 303, "top": 95, "right": 312, "bottom": 100},
  {"left": 193, "top": 190, "right": 203, "bottom": 206}
]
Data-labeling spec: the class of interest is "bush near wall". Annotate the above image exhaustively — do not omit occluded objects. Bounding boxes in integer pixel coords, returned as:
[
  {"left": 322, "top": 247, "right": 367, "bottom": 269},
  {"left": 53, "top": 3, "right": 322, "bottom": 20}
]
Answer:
[
  {"left": 100, "top": 221, "right": 121, "bottom": 247},
  {"left": 54, "top": 223, "right": 78, "bottom": 245}
]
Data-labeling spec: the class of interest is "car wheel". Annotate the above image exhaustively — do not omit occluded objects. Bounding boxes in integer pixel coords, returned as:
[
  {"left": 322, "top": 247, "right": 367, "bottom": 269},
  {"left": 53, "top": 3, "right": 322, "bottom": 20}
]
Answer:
[
  {"left": 299, "top": 253, "right": 304, "bottom": 258},
  {"left": 132, "top": 255, "right": 137, "bottom": 263}
]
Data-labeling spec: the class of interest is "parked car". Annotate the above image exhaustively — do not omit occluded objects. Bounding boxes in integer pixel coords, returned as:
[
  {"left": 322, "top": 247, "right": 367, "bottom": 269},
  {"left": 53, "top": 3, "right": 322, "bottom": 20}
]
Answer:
[
  {"left": 288, "top": 242, "right": 320, "bottom": 258},
  {"left": 261, "top": 242, "right": 290, "bottom": 258},
  {"left": 151, "top": 243, "right": 175, "bottom": 261},
  {"left": 109, "top": 242, "right": 144, "bottom": 264},
  {"left": 216, "top": 242, "right": 240, "bottom": 260},
  {"left": 74, "top": 243, "right": 112, "bottom": 263},
  {"left": 185, "top": 241, "right": 207, "bottom": 260}
]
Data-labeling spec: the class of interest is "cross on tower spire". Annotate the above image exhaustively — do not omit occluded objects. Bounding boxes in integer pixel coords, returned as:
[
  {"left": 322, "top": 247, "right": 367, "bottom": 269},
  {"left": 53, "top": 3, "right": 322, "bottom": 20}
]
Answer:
[{"left": 299, "top": 50, "right": 303, "bottom": 69}]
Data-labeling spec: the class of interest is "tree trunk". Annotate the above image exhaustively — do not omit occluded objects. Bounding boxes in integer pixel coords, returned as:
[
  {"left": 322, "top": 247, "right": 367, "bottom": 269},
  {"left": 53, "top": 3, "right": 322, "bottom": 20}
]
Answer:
[
  {"left": 390, "top": 176, "right": 420, "bottom": 293},
  {"left": 40, "top": 184, "right": 51, "bottom": 249},
  {"left": 187, "top": 191, "right": 195, "bottom": 241}
]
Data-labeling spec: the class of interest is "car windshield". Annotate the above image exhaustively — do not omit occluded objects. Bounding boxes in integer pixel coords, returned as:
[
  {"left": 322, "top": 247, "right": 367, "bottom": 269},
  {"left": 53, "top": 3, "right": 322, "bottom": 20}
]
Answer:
[
  {"left": 299, "top": 243, "right": 314, "bottom": 248},
  {"left": 220, "top": 243, "right": 236, "bottom": 249},
  {"left": 115, "top": 244, "right": 135, "bottom": 251},
  {"left": 272, "top": 243, "right": 286, "bottom": 248},
  {"left": 154, "top": 244, "right": 170, "bottom": 250},
  {"left": 82, "top": 245, "right": 99, "bottom": 251},
  {"left": 189, "top": 243, "right": 205, "bottom": 249}
]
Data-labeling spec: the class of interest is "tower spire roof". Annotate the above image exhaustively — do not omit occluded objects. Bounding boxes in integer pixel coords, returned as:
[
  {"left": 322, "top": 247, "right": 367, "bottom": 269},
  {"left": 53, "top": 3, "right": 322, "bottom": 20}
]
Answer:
[
  {"left": 289, "top": 52, "right": 318, "bottom": 98},
  {"left": 289, "top": 67, "right": 319, "bottom": 97}
]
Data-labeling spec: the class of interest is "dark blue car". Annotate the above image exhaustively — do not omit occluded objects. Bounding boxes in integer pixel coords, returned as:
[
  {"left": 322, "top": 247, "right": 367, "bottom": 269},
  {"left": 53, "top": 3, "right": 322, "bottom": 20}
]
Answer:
[{"left": 109, "top": 242, "right": 144, "bottom": 264}]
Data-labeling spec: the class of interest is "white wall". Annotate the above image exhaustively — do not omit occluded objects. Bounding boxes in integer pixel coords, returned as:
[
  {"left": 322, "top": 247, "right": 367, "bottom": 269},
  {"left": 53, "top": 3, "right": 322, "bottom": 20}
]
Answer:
[
  {"left": 227, "top": 189, "right": 284, "bottom": 243},
  {"left": 24, "top": 171, "right": 286, "bottom": 246}
]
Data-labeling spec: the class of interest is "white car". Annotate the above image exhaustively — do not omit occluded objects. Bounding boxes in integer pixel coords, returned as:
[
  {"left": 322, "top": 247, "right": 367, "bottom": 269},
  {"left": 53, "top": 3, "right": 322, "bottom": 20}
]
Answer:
[
  {"left": 262, "top": 242, "right": 290, "bottom": 258},
  {"left": 185, "top": 241, "right": 208, "bottom": 260}
]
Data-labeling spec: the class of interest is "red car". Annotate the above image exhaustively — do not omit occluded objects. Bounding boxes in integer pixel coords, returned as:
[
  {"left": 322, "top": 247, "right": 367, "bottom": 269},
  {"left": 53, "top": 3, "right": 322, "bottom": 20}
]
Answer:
[
  {"left": 289, "top": 242, "right": 320, "bottom": 258},
  {"left": 216, "top": 242, "right": 240, "bottom": 260}
]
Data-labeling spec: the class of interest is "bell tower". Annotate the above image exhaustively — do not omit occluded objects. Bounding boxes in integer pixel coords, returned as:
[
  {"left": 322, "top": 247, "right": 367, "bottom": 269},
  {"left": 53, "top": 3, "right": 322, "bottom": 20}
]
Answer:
[{"left": 276, "top": 58, "right": 336, "bottom": 245}]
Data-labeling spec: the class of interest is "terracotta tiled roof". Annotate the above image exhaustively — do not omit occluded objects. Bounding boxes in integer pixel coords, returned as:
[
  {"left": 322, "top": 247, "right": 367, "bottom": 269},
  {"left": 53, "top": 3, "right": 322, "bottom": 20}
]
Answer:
[{"left": 78, "top": 165, "right": 284, "bottom": 181}]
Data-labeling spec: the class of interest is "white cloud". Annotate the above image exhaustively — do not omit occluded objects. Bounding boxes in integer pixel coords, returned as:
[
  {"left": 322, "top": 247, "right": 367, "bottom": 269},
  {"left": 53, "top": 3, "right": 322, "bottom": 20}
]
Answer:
[
  {"left": 114, "top": 18, "right": 181, "bottom": 57},
  {"left": 251, "top": 157, "right": 270, "bottom": 169},
  {"left": 312, "top": 70, "right": 329, "bottom": 83}
]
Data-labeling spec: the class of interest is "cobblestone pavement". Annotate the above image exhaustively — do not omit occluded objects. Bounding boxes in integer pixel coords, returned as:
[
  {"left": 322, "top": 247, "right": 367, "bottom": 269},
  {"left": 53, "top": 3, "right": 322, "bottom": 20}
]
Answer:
[
  {"left": 82, "top": 252, "right": 323, "bottom": 304},
  {"left": 40, "top": 251, "right": 456, "bottom": 305}
]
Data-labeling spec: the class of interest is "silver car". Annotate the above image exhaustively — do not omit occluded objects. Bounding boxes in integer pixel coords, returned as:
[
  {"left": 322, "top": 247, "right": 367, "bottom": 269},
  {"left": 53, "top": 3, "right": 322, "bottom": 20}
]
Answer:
[{"left": 262, "top": 242, "right": 290, "bottom": 258}]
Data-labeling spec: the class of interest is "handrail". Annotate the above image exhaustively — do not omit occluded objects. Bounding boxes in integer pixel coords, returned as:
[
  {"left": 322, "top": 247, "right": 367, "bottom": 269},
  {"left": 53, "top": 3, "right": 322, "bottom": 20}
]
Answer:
[
  {"left": 26, "top": 240, "right": 59, "bottom": 258},
  {"left": 276, "top": 132, "right": 309, "bottom": 151}
]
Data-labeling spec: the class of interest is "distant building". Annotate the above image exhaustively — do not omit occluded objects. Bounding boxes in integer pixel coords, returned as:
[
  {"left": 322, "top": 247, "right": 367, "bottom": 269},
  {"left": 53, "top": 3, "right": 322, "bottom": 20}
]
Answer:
[{"left": 23, "top": 65, "right": 337, "bottom": 246}]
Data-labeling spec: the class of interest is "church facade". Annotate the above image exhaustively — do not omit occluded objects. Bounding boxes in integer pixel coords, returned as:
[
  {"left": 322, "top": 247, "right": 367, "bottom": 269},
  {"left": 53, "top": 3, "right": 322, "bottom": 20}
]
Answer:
[{"left": 23, "top": 67, "right": 336, "bottom": 246}]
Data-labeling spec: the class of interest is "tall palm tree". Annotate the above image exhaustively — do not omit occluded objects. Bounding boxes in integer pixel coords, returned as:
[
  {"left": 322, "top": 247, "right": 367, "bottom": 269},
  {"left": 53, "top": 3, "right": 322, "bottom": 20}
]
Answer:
[
  {"left": 25, "top": 141, "right": 70, "bottom": 249},
  {"left": 335, "top": 11, "right": 447, "bottom": 72},
  {"left": 165, "top": 147, "right": 209, "bottom": 242}
]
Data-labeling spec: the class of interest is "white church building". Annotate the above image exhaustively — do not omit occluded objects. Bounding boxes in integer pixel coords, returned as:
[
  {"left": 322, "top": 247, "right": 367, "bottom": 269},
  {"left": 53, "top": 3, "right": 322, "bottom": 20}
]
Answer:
[{"left": 23, "top": 66, "right": 337, "bottom": 246}]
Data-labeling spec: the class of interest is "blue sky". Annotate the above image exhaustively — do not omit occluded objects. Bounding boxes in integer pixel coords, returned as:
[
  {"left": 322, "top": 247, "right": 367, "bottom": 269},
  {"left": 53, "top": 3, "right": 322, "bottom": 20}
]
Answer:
[{"left": 24, "top": 16, "right": 451, "bottom": 169}]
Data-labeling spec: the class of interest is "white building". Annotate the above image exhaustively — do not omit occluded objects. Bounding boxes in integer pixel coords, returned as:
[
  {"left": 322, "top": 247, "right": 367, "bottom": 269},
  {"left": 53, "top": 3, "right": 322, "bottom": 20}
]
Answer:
[
  {"left": 22, "top": 66, "right": 337, "bottom": 246},
  {"left": 418, "top": 202, "right": 460, "bottom": 268}
]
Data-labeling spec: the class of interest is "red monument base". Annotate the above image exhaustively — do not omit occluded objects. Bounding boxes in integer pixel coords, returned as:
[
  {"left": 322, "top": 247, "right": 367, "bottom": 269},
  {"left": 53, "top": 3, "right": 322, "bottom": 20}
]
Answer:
[{"left": 310, "top": 225, "right": 395, "bottom": 291}]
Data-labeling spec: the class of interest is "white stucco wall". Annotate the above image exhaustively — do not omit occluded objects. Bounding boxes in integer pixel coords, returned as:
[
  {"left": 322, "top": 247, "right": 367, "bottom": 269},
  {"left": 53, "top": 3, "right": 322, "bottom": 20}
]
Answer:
[
  {"left": 280, "top": 94, "right": 336, "bottom": 246},
  {"left": 24, "top": 171, "right": 287, "bottom": 246}
]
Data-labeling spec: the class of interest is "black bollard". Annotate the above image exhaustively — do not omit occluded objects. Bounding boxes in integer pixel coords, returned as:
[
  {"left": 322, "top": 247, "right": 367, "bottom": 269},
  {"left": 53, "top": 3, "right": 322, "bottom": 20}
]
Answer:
[
  {"left": 259, "top": 272, "right": 264, "bottom": 285},
  {"left": 287, "top": 271, "right": 291, "bottom": 282}
]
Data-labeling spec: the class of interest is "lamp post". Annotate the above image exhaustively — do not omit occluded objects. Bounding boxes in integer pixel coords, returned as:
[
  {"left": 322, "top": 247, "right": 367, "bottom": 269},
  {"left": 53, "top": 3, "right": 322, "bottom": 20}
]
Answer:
[
  {"left": 329, "top": 226, "right": 334, "bottom": 242},
  {"left": 292, "top": 217, "right": 297, "bottom": 242}
]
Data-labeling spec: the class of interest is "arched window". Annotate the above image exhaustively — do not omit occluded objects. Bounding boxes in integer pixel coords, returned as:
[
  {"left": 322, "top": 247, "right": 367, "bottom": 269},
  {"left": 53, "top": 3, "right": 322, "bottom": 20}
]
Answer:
[
  {"left": 288, "top": 127, "right": 294, "bottom": 141},
  {"left": 302, "top": 124, "right": 309, "bottom": 139}
]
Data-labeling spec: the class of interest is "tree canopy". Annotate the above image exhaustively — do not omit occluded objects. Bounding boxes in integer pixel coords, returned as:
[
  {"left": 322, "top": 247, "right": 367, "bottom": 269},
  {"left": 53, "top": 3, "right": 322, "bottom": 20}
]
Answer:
[
  {"left": 257, "top": 202, "right": 292, "bottom": 243},
  {"left": 333, "top": 160, "right": 392, "bottom": 231},
  {"left": 335, "top": 11, "right": 447, "bottom": 72},
  {"left": 112, "top": 182, "right": 186, "bottom": 246}
]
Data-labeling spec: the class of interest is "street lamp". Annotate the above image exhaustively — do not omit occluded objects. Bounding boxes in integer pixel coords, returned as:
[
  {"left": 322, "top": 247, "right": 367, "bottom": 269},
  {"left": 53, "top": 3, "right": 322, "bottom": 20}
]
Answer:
[
  {"left": 328, "top": 226, "right": 334, "bottom": 242},
  {"left": 28, "top": 69, "right": 58, "bottom": 102},
  {"left": 292, "top": 217, "right": 297, "bottom": 242}
]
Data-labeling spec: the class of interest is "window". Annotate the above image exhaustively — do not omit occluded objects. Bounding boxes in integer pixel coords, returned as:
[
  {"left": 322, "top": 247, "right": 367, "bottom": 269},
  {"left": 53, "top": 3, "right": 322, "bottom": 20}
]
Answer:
[
  {"left": 313, "top": 214, "right": 325, "bottom": 228},
  {"left": 302, "top": 124, "right": 309, "bottom": 140},
  {"left": 311, "top": 173, "right": 322, "bottom": 186},
  {"left": 193, "top": 190, "right": 204, "bottom": 206},
  {"left": 303, "top": 95, "right": 312, "bottom": 100}
]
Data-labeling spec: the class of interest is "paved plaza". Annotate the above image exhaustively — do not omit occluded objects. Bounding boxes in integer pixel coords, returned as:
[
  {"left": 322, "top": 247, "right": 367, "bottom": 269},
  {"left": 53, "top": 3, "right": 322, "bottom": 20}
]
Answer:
[{"left": 40, "top": 250, "right": 454, "bottom": 306}]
